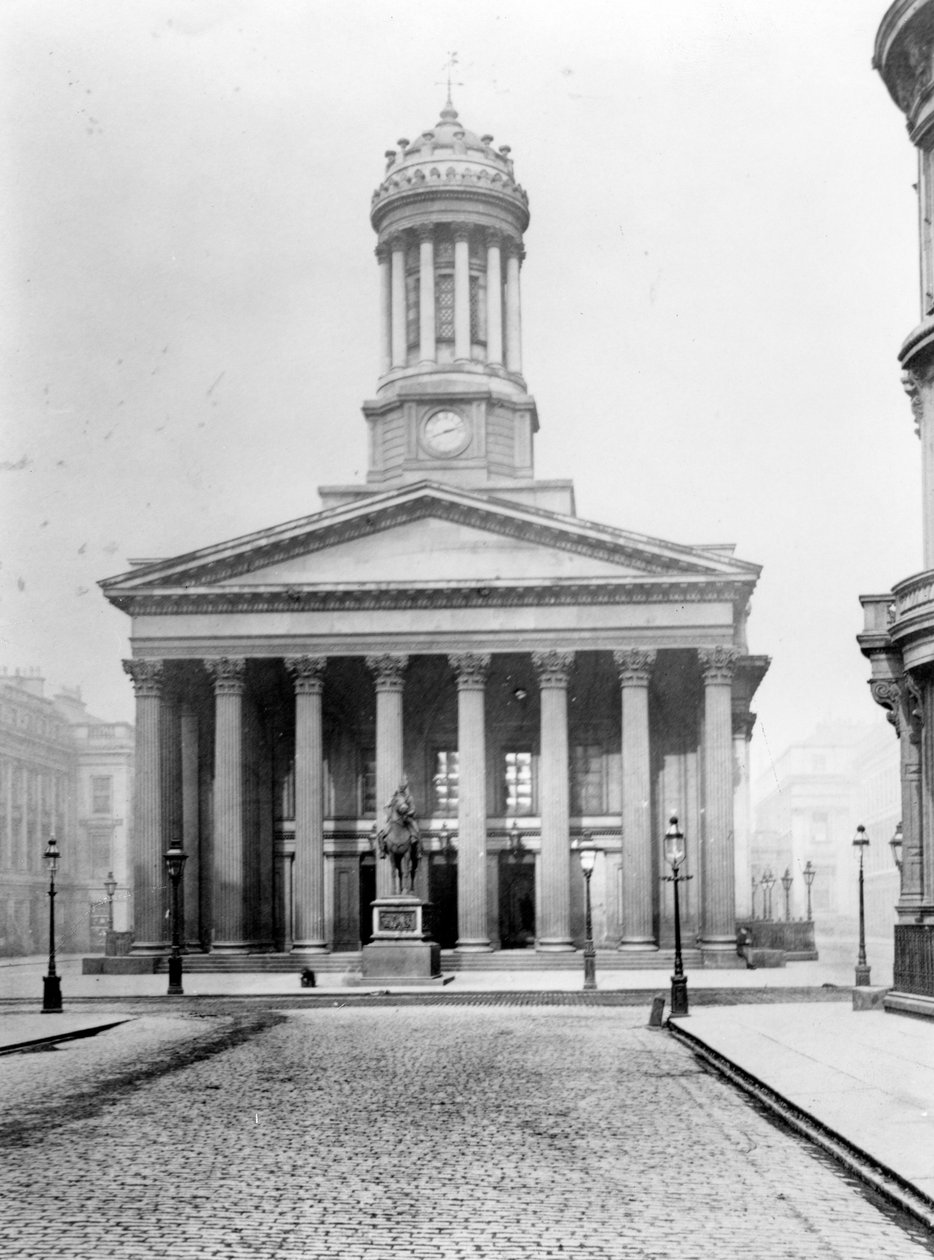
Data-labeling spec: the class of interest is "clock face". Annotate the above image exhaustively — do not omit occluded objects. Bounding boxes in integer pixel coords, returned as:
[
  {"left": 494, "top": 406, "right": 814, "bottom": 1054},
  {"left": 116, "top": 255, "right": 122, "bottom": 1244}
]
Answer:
[{"left": 422, "top": 409, "right": 470, "bottom": 457}]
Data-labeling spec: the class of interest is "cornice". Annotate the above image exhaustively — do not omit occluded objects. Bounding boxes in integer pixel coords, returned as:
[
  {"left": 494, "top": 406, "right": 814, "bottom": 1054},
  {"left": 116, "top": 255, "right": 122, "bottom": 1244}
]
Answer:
[{"left": 110, "top": 576, "right": 754, "bottom": 617}]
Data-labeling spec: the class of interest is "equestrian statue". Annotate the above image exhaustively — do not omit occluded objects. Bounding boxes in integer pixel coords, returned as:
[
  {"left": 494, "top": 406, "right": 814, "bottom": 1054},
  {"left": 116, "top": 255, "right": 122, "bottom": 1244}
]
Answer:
[{"left": 376, "top": 780, "right": 421, "bottom": 895}]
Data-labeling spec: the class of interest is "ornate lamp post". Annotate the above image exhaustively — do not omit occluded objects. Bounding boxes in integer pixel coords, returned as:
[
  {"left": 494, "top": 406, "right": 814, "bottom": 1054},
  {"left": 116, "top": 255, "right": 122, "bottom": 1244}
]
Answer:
[
  {"left": 853, "top": 825, "right": 871, "bottom": 987},
  {"left": 751, "top": 873, "right": 758, "bottom": 920},
  {"left": 578, "top": 838, "right": 597, "bottom": 991},
  {"left": 164, "top": 837, "right": 188, "bottom": 996},
  {"left": 662, "top": 816, "right": 692, "bottom": 1017},
  {"left": 104, "top": 871, "right": 118, "bottom": 934},
  {"left": 42, "top": 834, "right": 62, "bottom": 1014},
  {"left": 760, "top": 867, "right": 775, "bottom": 920},
  {"left": 781, "top": 867, "right": 793, "bottom": 922},
  {"left": 802, "top": 860, "right": 816, "bottom": 921}
]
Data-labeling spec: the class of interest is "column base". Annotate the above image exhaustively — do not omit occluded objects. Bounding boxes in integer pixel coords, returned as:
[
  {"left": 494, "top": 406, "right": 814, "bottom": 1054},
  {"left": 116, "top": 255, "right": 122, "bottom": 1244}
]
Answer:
[
  {"left": 211, "top": 942, "right": 255, "bottom": 954},
  {"left": 130, "top": 941, "right": 170, "bottom": 955},
  {"left": 536, "top": 940, "right": 575, "bottom": 952},
  {"left": 291, "top": 943, "right": 330, "bottom": 955},
  {"left": 700, "top": 942, "right": 745, "bottom": 970},
  {"left": 454, "top": 940, "right": 493, "bottom": 952},
  {"left": 618, "top": 939, "right": 659, "bottom": 952}
]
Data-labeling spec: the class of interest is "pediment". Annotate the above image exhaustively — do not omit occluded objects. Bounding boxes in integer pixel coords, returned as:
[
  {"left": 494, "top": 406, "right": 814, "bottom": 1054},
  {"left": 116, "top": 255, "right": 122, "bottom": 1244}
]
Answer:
[{"left": 101, "top": 483, "right": 759, "bottom": 606}]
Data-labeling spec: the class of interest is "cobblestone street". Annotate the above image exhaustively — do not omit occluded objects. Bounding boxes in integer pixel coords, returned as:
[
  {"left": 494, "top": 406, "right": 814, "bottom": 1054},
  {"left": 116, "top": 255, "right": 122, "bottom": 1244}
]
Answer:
[{"left": 1, "top": 1002, "right": 932, "bottom": 1258}]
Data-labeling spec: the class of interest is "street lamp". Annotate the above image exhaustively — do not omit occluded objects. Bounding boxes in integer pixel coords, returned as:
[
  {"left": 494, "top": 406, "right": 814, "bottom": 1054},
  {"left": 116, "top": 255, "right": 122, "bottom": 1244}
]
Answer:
[
  {"left": 890, "top": 821, "right": 904, "bottom": 880},
  {"left": 781, "top": 867, "right": 793, "bottom": 922},
  {"left": 853, "top": 824, "right": 871, "bottom": 986},
  {"left": 802, "top": 860, "right": 816, "bottom": 921},
  {"left": 662, "top": 816, "right": 692, "bottom": 1017},
  {"left": 42, "top": 834, "right": 62, "bottom": 1013},
  {"left": 751, "top": 873, "right": 758, "bottom": 920},
  {"left": 578, "top": 839, "right": 597, "bottom": 991},
  {"left": 760, "top": 867, "right": 775, "bottom": 920},
  {"left": 104, "top": 871, "right": 118, "bottom": 934},
  {"left": 164, "top": 837, "right": 188, "bottom": 996}
]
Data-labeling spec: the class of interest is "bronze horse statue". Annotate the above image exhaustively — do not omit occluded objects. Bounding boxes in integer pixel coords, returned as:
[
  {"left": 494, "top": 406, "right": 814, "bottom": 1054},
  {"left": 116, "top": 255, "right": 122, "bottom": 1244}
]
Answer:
[{"left": 376, "top": 782, "right": 421, "bottom": 895}]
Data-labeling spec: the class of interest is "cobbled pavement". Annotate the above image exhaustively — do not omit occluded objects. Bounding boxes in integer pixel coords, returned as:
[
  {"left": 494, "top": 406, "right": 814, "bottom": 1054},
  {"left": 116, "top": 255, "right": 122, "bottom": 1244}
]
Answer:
[{"left": 1, "top": 1002, "right": 932, "bottom": 1259}]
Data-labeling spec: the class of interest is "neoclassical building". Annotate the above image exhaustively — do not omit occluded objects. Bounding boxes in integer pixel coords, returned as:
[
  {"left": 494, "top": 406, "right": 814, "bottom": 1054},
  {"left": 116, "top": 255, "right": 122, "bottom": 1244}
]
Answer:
[
  {"left": 859, "top": 2, "right": 934, "bottom": 1015},
  {"left": 104, "top": 99, "right": 768, "bottom": 970}
]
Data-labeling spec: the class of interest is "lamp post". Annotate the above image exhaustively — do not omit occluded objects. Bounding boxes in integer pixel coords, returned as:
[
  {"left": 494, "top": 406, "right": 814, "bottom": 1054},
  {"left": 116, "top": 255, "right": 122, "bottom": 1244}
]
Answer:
[
  {"left": 781, "top": 867, "right": 793, "bottom": 922},
  {"left": 853, "top": 824, "right": 871, "bottom": 987},
  {"left": 760, "top": 867, "right": 775, "bottom": 920},
  {"left": 662, "top": 816, "right": 692, "bottom": 1017},
  {"left": 164, "top": 837, "right": 188, "bottom": 996},
  {"left": 104, "top": 870, "right": 117, "bottom": 934},
  {"left": 42, "top": 834, "right": 62, "bottom": 1013},
  {"left": 802, "top": 860, "right": 816, "bottom": 921},
  {"left": 751, "top": 873, "right": 758, "bottom": 920},
  {"left": 578, "top": 839, "right": 597, "bottom": 991}
]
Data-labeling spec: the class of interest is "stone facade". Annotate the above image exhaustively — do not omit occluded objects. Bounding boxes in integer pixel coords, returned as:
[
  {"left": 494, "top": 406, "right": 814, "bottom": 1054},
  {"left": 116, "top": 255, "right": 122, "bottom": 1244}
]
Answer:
[{"left": 103, "top": 99, "right": 768, "bottom": 967}]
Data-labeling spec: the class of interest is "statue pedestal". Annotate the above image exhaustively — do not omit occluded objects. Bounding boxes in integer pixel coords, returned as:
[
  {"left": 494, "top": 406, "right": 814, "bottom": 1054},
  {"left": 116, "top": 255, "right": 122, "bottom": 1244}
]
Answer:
[{"left": 358, "top": 895, "right": 443, "bottom": 984}]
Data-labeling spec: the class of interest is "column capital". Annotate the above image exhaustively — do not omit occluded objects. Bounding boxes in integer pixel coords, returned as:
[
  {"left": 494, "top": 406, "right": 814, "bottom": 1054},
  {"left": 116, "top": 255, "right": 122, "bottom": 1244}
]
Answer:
[
  {"left": 375, "top": 242, "right": 391, "bottom": 263},
  {"left": 732, "top": 710, "right": 757, "bottom": 740},
  {"left": 698, "top": 646, "right": 739, "bottom": 685},
  {"left": 387, "top": 231, "right": 408, "bottom": 254},
  {"left": 532, "top": 650, "right": 574, "bottom": 688},
  {"left": 451, "top": 221, "right": 472, "bottom": 243},
  {"left": 367, "top": 653, "right": 409, "bottom": 691},
  {"left": 613, "top": 648, "right": 656, "bottom": 687},
  {"left": 484, "top": 227, "right": 503, "bottom": 251},
  {"left": 502, "top": 234, "right": 525, "bottom": 260},
  {"left": 416, "top": 223, "right": 435, "bottom": 244},
  {"left": 449, "top": 652, "right": 491, "bottom": 689},
  {"left": 902, "top": 365, "right": 934, "bottom": 438},
  {"left": 870, "top": 673, "right": 923, "bottom": 743},
  {"left": 205, "top": 657, "right": 247, "bottom": 695},
  {"left": 285, "top": 655, "right": 327, "bottom": 695},
  {"left": 123, "top": 658, "right": 164, "bottom": 697}
]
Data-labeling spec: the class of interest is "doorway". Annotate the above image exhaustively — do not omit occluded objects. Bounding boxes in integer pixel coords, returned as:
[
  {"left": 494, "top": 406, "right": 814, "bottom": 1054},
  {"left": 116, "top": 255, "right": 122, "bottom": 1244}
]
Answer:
[
  {"left": 428, "top": 855, "right": 458, "bottom": 948},
  {"left": 498, "top": 852, "right": 535, "bottom": 948}
]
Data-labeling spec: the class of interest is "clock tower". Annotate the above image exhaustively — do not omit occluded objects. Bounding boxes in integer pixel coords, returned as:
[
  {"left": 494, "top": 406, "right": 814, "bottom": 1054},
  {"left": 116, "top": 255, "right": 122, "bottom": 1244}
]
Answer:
[{"left": 320, "top": 98, "right": 574, "bottom": 514}]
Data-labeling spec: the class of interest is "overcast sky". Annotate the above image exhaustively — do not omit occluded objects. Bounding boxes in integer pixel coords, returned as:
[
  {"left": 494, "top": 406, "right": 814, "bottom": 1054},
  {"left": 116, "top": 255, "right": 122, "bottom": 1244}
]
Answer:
[{"left": 0, "top": 0, "right": 920, "bottom": 781}]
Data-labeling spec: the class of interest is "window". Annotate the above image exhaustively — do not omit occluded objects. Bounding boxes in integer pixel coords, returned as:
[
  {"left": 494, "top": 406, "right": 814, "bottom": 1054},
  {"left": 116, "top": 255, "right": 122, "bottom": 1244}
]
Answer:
[
  {"left": 405, "top": 269, "right": 420, "bottom": 349},
  {"left": 504, "top": 750, "right": 534, "bottom": 816},
  {"left": 470, "top": 274, "right": 483, "bottom": 342},
  {"left": 360, "top": 751, "right": 377, "bottom": 817},
  {"left": 432, "top": 750, "right": 459, "bottom": 816},
  {"left": 91, "top": 776, "right": 112, "bottom": 815},
  {"left": 571, "top": 744, "right": 604, "bottom": 815}
]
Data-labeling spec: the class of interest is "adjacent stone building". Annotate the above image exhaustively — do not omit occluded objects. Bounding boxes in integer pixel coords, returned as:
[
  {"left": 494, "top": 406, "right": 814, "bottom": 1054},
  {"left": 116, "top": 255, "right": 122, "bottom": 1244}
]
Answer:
[
  {"left": 860, "top": 1, "right": 934, "bottom": 1015},
  {"left": 103, "top": 99, "right": 768, "bottom": 968}
]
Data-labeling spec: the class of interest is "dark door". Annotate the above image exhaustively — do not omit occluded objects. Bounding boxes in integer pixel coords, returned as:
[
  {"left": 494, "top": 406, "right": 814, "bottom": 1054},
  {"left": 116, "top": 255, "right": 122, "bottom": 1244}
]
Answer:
[
  {"left": 359, "top": 856, "right": 376, "bottom": 946},
  {"left": 428, "top": 855, "right": 458, "bottom": 949},
  {"left": 499, "top": 853, "right": 535, "bottom": 948}
]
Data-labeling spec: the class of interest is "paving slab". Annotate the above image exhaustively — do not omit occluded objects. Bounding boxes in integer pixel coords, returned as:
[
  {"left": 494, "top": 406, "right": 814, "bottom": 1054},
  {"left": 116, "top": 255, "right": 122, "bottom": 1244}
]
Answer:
[{"left": 670, "top": 1003, "right": 934, "bottom": 1220}]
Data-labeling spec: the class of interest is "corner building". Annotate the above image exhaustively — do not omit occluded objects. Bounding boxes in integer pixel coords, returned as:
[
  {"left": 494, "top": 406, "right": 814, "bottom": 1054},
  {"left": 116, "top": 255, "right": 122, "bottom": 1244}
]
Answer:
[{"left": 103, "top": 100, "right": 768, "bottom": 970}]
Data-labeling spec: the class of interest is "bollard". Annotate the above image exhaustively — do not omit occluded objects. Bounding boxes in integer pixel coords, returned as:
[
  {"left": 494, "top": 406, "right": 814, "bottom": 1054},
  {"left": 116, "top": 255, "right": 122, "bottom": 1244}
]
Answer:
[
  {"left": 647, "top": 993, "right": 666, "bottom": 1029},
  {"left": 300, "top": 968, "right": 316, "bottom": 988}
]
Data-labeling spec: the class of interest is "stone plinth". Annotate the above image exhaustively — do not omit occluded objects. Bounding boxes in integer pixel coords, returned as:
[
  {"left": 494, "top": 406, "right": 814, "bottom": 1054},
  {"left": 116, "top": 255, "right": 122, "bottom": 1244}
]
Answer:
[{"left": 359, "top": 896, "right": 442, "bottom": 983}]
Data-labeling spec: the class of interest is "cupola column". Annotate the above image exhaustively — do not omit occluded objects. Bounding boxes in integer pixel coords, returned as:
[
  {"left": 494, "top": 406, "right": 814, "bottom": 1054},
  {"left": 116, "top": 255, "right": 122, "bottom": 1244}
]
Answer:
[
  {"left": 453, "top": 224, "right": 471, "bottom": 362},
  {"left": 376, "top": 244, "right": 392, "bottom": 375},
  {"left": 418, "top": 226, "right": 436, "bottom": 364},
  {"left": 533, "top": 650, "right": 575, "bottom": 951},
  {"left": 505, "top": 241, "right": 523, "bottom": 374},
  {"left": 485, "top": 230, "right": 503, "bottom": 367},
  {"left": 390, "top": 236, "right": 407, "bottom": 368},
  {"left": 367, "top": 654, "right": 409, "bottom": 899}
]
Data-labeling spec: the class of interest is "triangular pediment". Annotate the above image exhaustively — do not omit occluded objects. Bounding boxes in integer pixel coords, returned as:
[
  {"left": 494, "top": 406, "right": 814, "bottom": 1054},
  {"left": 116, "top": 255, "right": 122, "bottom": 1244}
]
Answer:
[{"left": 101, "top": 482, "right": 759, "bottom": 607}]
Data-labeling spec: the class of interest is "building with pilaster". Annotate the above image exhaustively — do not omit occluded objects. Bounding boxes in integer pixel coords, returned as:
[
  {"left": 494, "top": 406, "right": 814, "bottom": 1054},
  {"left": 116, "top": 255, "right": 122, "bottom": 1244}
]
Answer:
[
  {"left": 860, "top": 1, "right": 934, "bottom": 1015},
  {"left": 102, "top": 99, "right": 768, "bottom": 970}
]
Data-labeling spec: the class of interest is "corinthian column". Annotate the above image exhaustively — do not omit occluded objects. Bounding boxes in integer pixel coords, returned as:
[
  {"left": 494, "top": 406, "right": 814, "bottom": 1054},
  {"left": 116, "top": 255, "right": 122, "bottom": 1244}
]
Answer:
[
  {"left": 123, "top": 659, "right": 165, "bottom": 953},
  {"left": 698, "top": 647, "right": 739, "bottom": 963},
  {"left": 504, "top": 241, "right": 523, "bottom": 374},
  {"left": 179, "top": 696, "right": 200, "bottom": 949},
  {"left": 614, "top": 648, "right": 656, "bottom": 950},
  {"left": 390, "top": 235, "right": 407, "bottom": 368},
  {"left": 367, "top": 654, "right": 408, "bottom": 899},
  {"left": 286, "top": 655, "right": 328, "bottom": 952},
  {"left": 533, "top": 650, "right": 574, "bottom": 951},
  {"left": 485, "top": 230, "right": 503, "bottom": 366},
  {"left": 206, "top": 657, "right": 249, "bottom": 952},
  {"left": 376, "top": 243, "right": 391, "bottom": 375},
  {"left": 450, "top": 653, "right": 492, "bottom": 950},
  {"left": 903, "top": 366, "right": 934, "bottom": 567},
  {"left": 418, "top": 226, "right": 436, "bottom": 364},
  {"left": 453, "top": 224, "right": 471, "bottom": 362}
]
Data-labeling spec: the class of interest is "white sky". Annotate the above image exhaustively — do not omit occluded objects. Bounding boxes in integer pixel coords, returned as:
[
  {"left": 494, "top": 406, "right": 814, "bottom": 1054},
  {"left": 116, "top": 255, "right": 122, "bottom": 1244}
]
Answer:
[{"left": 0, "top": 0, "right": 920, "bottom": 779}]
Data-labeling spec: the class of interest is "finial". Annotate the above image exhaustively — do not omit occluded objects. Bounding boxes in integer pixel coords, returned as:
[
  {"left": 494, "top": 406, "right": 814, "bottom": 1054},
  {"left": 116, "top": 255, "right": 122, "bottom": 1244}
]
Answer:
[{"left": 437, "top": 50, "right": 463, "bottom": 120}]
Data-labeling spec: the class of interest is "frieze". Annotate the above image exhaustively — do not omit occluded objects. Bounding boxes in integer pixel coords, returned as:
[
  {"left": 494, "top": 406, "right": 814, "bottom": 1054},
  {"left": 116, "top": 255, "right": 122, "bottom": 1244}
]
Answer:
[
  {"left": 449, "top": 652, "right": 491, "bottom": 688},
  {"left": 285, "top": 655, "right": 327, "bottom": 694},
  {"left": 123, "top": 658, "right": 164, "bottom": 697},
  {"left": 613, "top": 648, "right": 656, "bottom": 686},
  {"left": 698, "top": 646, "right": 740, "bottom": 684},
  {"left": 204, "top": 657, "right": 247, "bottom": 695},
  {"left": 532, "top": 650, "right": 574, "bottom": 687}
]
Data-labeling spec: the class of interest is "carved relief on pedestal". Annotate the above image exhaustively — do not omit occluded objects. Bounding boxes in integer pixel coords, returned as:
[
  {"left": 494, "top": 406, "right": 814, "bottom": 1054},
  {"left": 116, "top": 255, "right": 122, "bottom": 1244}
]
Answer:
[
  {"left": 613, "top": 648, "right": 656, "bottom": 687},
  {"left": 123, "top": 658, "right": 164, "bottom": 697},
  {"left": 697, "top": 646, "right": 740, "bottom": 685}
]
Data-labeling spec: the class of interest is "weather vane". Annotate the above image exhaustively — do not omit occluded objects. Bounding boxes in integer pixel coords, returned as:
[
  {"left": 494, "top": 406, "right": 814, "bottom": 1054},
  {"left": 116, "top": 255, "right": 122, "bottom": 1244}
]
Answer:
[{"left": 437, "top": 51, "right": 464, "bottom": 105}]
